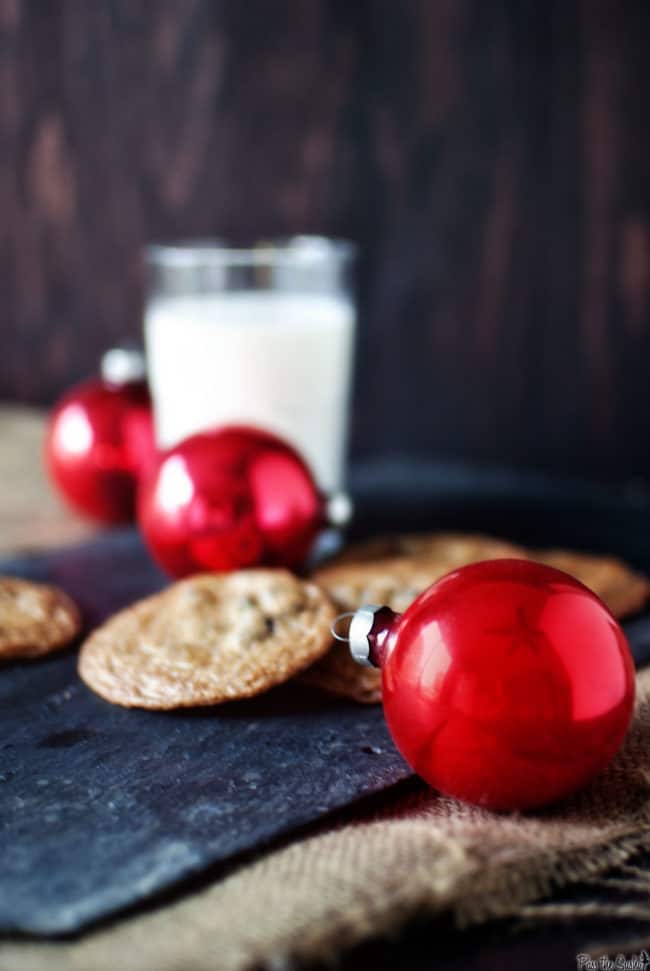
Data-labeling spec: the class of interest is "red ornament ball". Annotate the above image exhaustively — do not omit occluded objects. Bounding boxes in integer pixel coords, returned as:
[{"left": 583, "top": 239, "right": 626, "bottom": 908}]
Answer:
[
  {"left": 138, "top": 426, "right": 323, "bottom": 577},
  {"left": 46, "top": 376, "right": 153, "bottom": 524},
  {"left": 368, "top": 559, "right": 635, "bottom": 810}
]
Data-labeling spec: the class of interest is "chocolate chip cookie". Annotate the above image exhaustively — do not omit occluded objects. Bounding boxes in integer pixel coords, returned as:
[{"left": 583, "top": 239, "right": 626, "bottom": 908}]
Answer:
[
  {"left": 0, "top": 576, "right": 81, "bottom": 660},
  {"left": 78, "top": 570, "right": 336, "bottom": 709}
]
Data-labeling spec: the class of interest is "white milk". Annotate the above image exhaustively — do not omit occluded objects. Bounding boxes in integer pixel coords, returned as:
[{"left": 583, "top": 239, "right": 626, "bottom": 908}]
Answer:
[{"left": 144, "top": 292, "right": 355, "bottom": 492}]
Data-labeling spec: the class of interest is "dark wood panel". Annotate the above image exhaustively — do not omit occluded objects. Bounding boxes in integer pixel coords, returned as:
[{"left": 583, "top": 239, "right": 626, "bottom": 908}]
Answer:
[
  {"left": 0, "top": 0, "right": 358, "bottom": 397},
  {"left": 2, "top": 0, "right": 650, "bottom": 480}
]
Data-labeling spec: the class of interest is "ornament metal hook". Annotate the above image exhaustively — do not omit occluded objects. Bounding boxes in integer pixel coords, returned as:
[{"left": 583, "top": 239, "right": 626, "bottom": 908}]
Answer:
[{"left": 330, "top": 612, "right": 355, "bottom": 642}]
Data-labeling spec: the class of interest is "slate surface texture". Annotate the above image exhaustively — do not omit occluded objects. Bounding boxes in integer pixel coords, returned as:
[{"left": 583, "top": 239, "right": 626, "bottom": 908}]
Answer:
[{"left": 0, "top": 530, "right": 410, "bottom": 935}]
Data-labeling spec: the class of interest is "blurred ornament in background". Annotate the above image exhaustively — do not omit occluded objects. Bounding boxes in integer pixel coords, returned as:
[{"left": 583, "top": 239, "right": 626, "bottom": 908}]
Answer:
[
  {"left": 340, "top": 558, "right": 635, "bottom": 810},
  {"left": 46, "top": 347, "right": 155, "bottom": 524},
  {"left": 138, "top": 425, "right": 338, "bottom": 577}
]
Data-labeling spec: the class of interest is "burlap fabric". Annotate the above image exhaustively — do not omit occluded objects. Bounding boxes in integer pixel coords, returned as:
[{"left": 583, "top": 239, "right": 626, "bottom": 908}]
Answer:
[
  {"left": 0, "top": 407, "right": 95, "bottom": 554},
  {"left": 2, "top": 665, "right": 650, "bottom": 971}
]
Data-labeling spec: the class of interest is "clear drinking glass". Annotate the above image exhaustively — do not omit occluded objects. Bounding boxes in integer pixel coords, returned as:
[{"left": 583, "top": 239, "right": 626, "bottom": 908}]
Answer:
[{"left": 144, "top": 236, "right": 357, "bottom": 493}]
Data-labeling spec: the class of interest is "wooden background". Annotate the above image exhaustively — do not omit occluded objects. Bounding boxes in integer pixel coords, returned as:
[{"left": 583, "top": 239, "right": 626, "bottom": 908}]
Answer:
[{"left": 2, "top": 0, "right": 650, "bottom": 481}]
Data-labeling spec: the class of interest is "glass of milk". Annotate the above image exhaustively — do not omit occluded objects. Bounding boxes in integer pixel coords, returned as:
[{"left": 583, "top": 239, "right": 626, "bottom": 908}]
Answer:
[{"left": 144, "top": 237, "right": 356, "bottom": 493}]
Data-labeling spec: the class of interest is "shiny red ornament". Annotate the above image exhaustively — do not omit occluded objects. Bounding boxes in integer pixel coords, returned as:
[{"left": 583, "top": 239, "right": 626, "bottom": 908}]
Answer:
[
  {"left": 346, "top": 559, "right": 635, "bottom": 810},
  {"left": 138, "top": 426, "right": 323, "bottom": 577},
  {"left": 46, "top": 353, "right": 154, "bottom": 524}
]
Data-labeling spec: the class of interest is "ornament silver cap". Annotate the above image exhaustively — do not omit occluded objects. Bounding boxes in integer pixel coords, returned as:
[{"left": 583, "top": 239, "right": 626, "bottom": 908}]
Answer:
[
  {"left": 331, "top": 605, "right": 384, "bottom": 668},
  {"left": 325, "top": 491, "right": 353, "bottom": 527},
  {"left": 101, "top": 346, "right": 147, "bottom": 385}
]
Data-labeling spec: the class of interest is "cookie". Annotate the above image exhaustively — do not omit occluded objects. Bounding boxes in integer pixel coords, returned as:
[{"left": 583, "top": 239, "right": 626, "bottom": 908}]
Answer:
[
  {"left": 329, "top": 532, "right": 523, "bottom": 568},
  {"left": 300, "top": 641, "right": 383, "bottom": 704},
  {"left": 78, "top": 570, "right": 336, "bottom": 709},
  {"left": 0, "top": 576, "right": 81, "bottom": 660},
  {"left": 322, "top": 532, "right": 649, "bottom": 620},
  {"left": 313, "top": 556, "right": 463, "bottom": 616},
  {"left": 532, "top": 549, "right": 650, "bottom": 619}
]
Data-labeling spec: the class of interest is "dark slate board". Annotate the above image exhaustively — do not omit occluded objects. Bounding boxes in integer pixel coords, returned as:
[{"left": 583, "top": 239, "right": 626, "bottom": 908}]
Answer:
[
  {"left": 0, "top": 530, "right": 411, "bottom": 936},
  {"left": 5, "top": 463, "right": 650, "bottom": 938}
]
